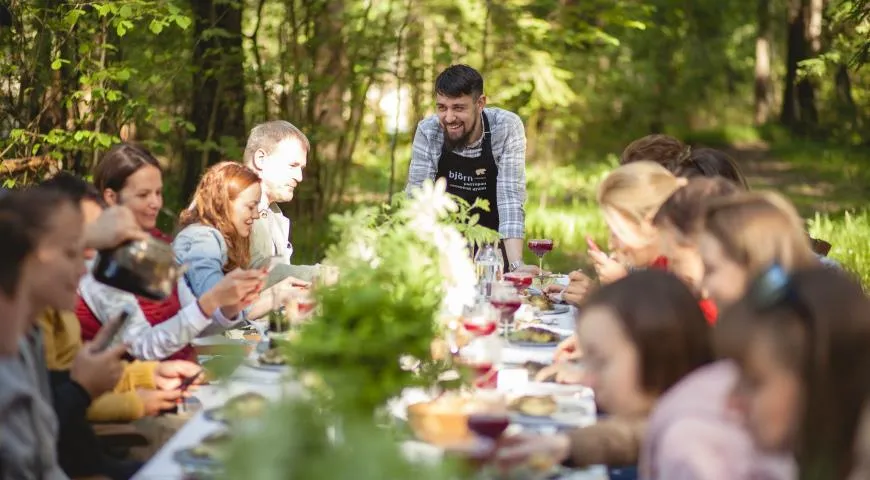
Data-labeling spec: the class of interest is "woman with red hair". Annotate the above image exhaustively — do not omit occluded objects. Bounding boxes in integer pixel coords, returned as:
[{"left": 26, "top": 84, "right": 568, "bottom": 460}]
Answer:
[
  {"left": 78, "top": 145, "right": 265, "bottom": 362},
  {"left": 174, "top": 162, "right": 304, "bottom": 320}
]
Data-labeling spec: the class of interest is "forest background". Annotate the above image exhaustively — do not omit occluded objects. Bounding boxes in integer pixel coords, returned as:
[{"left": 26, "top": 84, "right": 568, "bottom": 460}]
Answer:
[{"left": 1, "top": 0, "right": 869, "bottom": 280}]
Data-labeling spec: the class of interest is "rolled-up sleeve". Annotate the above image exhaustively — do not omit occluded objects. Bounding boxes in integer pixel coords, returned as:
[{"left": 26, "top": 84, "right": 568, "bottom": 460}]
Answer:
[
  {"left": 496, "top": 113, "right": 526, "bottom": 239},
  {"left": 405, "top": 120, "right": 437, "bottom": 196},
  {"left": 173, "top": 226, "right": 228, "bottom": 298}
]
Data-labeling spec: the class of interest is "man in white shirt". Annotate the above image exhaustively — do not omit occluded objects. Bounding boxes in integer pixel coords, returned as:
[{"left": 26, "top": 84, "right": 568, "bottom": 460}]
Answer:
[{"left": 244, "top": 121, "right": 316, "bottom": 285}]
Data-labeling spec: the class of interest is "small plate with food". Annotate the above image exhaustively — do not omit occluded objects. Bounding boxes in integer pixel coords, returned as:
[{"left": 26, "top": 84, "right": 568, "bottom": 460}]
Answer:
[
  {"left": 173, "top": 430, "right": 232, "bottom": 475},
  {"left": 203, "top": 392, "right": 268, "bottom": 424},
  {"left": 508, "top": 326, "right": 565, "bottom": 348},
  {"left": 524, "top": 294, "right": 570, "bottom": 316},
  {"left": 508, "top": 393, "right": 596, "bottom": 429}
]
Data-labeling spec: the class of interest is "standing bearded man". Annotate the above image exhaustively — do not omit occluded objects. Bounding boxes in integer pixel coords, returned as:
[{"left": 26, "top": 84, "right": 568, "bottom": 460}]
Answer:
[{"left": 406, "top": 64, "right": 537, "bottom": 274}]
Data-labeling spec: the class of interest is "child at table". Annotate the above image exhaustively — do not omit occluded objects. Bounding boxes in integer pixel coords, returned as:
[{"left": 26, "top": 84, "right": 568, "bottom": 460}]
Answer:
[{"left": 495, "top": 270, "right": 714, "bottom": 470}]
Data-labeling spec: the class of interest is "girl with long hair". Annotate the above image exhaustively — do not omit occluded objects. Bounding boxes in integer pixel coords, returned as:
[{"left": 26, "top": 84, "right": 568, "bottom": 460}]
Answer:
[{"left": 725, "top": 267, "right": 870, "bottom": 480}]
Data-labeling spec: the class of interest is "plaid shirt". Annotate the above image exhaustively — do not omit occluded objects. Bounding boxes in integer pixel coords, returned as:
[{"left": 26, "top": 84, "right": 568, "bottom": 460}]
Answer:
[{"left": 405, "top": 107, "right": 527, "bottom": 239}]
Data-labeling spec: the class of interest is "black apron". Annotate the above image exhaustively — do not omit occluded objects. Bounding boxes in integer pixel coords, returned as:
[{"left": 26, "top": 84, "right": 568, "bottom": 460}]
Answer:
[{"left": 435, "top": 112, "right": 508, "bottom": 268}]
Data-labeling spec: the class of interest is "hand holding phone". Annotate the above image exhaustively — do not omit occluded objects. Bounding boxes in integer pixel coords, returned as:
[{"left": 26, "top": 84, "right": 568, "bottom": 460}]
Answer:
[
  {"left": 177, "top": 370, "right": 204, "bottom": 392},
  {"left": 96, "top": 305, "right": 134, "bottom": 353}
]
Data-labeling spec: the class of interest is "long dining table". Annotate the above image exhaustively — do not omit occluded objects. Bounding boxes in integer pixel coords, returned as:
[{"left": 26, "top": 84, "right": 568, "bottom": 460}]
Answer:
[{"left": 131, "top": 305, "right": 609, "bottom": 479}]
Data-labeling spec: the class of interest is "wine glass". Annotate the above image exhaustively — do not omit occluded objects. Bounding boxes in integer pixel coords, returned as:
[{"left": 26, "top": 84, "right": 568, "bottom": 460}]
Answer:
[
  {"left": 458, "top": 333, "right": 502, "bottom": 390},
  {"left": 461, "top": 301, "right": 498, "bottom": 338},
  {"left": 467, "top": 392, "right": 511, "bottom": 440},
  {"left": 503, "top": 272, "right": 533, "bottom": 294},
  {"left": 489, "top": 282, "right": 522, "bottom": 340},
  {"left": 527, "top": 239, "right": 554, "bottom": 279}
]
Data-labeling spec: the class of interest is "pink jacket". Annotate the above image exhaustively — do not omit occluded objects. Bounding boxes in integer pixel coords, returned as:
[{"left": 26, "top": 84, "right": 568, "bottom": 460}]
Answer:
[{"left": 640, "top": 360, "right": 796, "bottom": 480}]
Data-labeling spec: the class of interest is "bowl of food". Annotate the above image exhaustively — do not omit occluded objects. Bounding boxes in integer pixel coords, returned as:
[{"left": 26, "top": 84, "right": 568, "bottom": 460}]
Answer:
[{"left": 406, "top": 397, "right": 473, "bottom": 446}]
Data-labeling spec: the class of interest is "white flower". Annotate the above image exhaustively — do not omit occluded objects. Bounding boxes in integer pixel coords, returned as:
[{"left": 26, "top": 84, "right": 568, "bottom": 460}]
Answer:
[
  {"left": 409, "top": 178, "right": 457, "bottom": 222},
  {"left": 349, "top": 239, "right": 380, "bottom": 268}
]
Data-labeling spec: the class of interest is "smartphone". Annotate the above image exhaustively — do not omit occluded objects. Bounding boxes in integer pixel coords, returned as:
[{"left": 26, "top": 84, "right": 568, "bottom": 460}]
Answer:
[
  {"left": 177, "top": 369, "right": 204, "bottom": 392},
  {"left": 96, "top": 305, "right": 134, "bottom": 353}
]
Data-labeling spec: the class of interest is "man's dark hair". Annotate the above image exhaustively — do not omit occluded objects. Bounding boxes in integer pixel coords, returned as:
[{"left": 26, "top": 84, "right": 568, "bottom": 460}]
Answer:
[
  {"left": 0, "top": 187, "right": 77, "bottom": 296},
  {"left": 581, "top": 269, "right": 713, "bottom": 395},
  {"left": 244, "top": 120, "right": 310, "bottom": 166},
  {"left": 435, "top": 64, "right": 484, "bottom": 99},
  {"left": 41, "top": 172, "right": 106, "bottom": 207}
]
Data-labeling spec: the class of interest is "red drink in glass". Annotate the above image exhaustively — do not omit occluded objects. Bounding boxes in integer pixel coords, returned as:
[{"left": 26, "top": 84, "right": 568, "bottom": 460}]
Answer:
[
  {"left": 503, "top": 272, "right": 533, "bottom": 291},
  {"left": 462, "top": 319, "right": 497, "bottom": 337},
  {"left": 490, "top": 299, "right": 522, "bottom": 318},
  {"left": 528, "top": 239, "right": 554, "bottom": 257},
  {"left": 466, "top": 361, "right": 498, "bottom": 389},
  {"left": 298, "top": 301, "right": 316, "bottom": 315},
  {"left": 467, "top": 413, "right": 511, "bottom": 440}
]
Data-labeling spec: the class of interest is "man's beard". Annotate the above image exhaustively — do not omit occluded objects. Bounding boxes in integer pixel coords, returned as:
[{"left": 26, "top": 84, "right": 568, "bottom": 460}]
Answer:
[{"left": 441, "top": 114, "right": 479, "bottom": 152}]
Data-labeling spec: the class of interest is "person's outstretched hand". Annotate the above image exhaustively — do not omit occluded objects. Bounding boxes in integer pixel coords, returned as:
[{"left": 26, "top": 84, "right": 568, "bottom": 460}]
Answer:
[{"left": 84, "top": 206, "right": 148, "bottom": 250}]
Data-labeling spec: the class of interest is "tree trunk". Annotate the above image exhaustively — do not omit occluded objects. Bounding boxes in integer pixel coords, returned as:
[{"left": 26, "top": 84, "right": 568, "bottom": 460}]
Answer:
[
  {"left": 754, "top": 0, "right": 774, "bottom": 125},
  {"left": 781, "top": 0, "right": 817, "bottom": 131},
  {"left": 182, "top": 0, "right": 246, "bottom": 200}
]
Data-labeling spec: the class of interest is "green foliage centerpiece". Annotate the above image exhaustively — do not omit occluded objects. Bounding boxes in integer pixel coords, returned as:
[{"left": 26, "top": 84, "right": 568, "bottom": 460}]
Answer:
[
  {"left": 286, "top": 178, "right": 498, "bottom": 414},
  {"left": 222, "top": 180, "right": 498, "bottom": 479}
]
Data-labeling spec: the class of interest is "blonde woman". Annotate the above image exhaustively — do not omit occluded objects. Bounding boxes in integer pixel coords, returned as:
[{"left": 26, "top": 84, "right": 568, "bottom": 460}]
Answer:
[
  {"left": 548, "top": 162, "right": 687, "bottom": 368},
  {"left": 640, "top": 191, "right": 818, "bottom": 480}
]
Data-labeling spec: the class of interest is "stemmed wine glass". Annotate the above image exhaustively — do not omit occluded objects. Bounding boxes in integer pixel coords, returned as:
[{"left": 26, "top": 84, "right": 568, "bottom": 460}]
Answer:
[
  {"left": 527, "top": 238, "right": 554, "bottom": 276},
  {"left": 461, "top": 301, "right": 499, "bottom": 338},
  {"left": 503, "top": 272, "right": 533, "bottom": 295},
  {"left": 489, "top": 282, "right": 522, "bottom": 341}
]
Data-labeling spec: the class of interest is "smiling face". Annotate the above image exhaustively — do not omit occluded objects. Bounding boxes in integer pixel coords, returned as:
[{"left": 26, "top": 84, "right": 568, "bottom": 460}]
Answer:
[
  {"left": 25, "top": 201, "right": 87, "bottom": 313},
  {"left": 231, "top": 183, "right": 262, "bottom": 238},
  {"left": 576, "top": 305, "right": 657, "bottom": 417},
  {"left": 256, "top": 138, "right": 306, "bottom": 204},
  {"left": 107, "top": 164, "right": 163, "bottom": 230},
  {"left": 436, "top": 93, "right": 485, "bottom": 150}
]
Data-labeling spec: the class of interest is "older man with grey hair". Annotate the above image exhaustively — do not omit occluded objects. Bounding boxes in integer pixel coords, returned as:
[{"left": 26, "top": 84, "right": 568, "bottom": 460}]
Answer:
[{"left": 244, "top": 120, "right": 316, "bottom": 285}]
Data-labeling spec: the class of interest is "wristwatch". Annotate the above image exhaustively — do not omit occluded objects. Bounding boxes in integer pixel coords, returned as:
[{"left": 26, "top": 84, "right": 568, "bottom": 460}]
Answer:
[{"left": 509, "top": 260, "right": 524, "bottom": 272}]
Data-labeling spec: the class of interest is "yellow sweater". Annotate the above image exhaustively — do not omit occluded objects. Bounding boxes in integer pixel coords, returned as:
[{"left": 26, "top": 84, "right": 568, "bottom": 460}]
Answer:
[{"left": 39, "top": 309, "right": 159, "bottom": 422}]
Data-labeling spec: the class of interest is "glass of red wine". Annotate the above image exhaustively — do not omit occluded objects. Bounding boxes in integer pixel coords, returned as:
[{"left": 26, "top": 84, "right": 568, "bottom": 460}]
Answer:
[
  {"left": 467, "top": 413, "right": 511, "bottom": 440},
  {"left": 490, "top": 282, "right": 522, "bottom": 340},
  {"left": 527, "top": 239, "right": 554, "bottom": 281},
  {"left": 461, "top": 301, "right": 498, "bottom": 338},
  {"left": 503, "top": 272, "right": 534, "bottom": 294}
]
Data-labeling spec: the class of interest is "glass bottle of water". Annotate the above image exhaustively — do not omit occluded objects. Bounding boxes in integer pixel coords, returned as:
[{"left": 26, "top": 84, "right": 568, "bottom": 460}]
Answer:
[{"left": 474, "top": 242, "right": 501, "bottom": 298}]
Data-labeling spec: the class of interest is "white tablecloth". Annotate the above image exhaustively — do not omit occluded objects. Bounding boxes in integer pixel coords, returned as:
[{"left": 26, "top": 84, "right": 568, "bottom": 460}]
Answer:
[{"left": 132, "top": 306, "right": 608, "bottom": 480}]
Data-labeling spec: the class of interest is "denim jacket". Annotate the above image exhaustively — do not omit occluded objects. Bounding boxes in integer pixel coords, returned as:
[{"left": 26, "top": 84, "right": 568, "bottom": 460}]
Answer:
[{"left": 173, "top": 224, "right": 229, "bottom": 299}]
